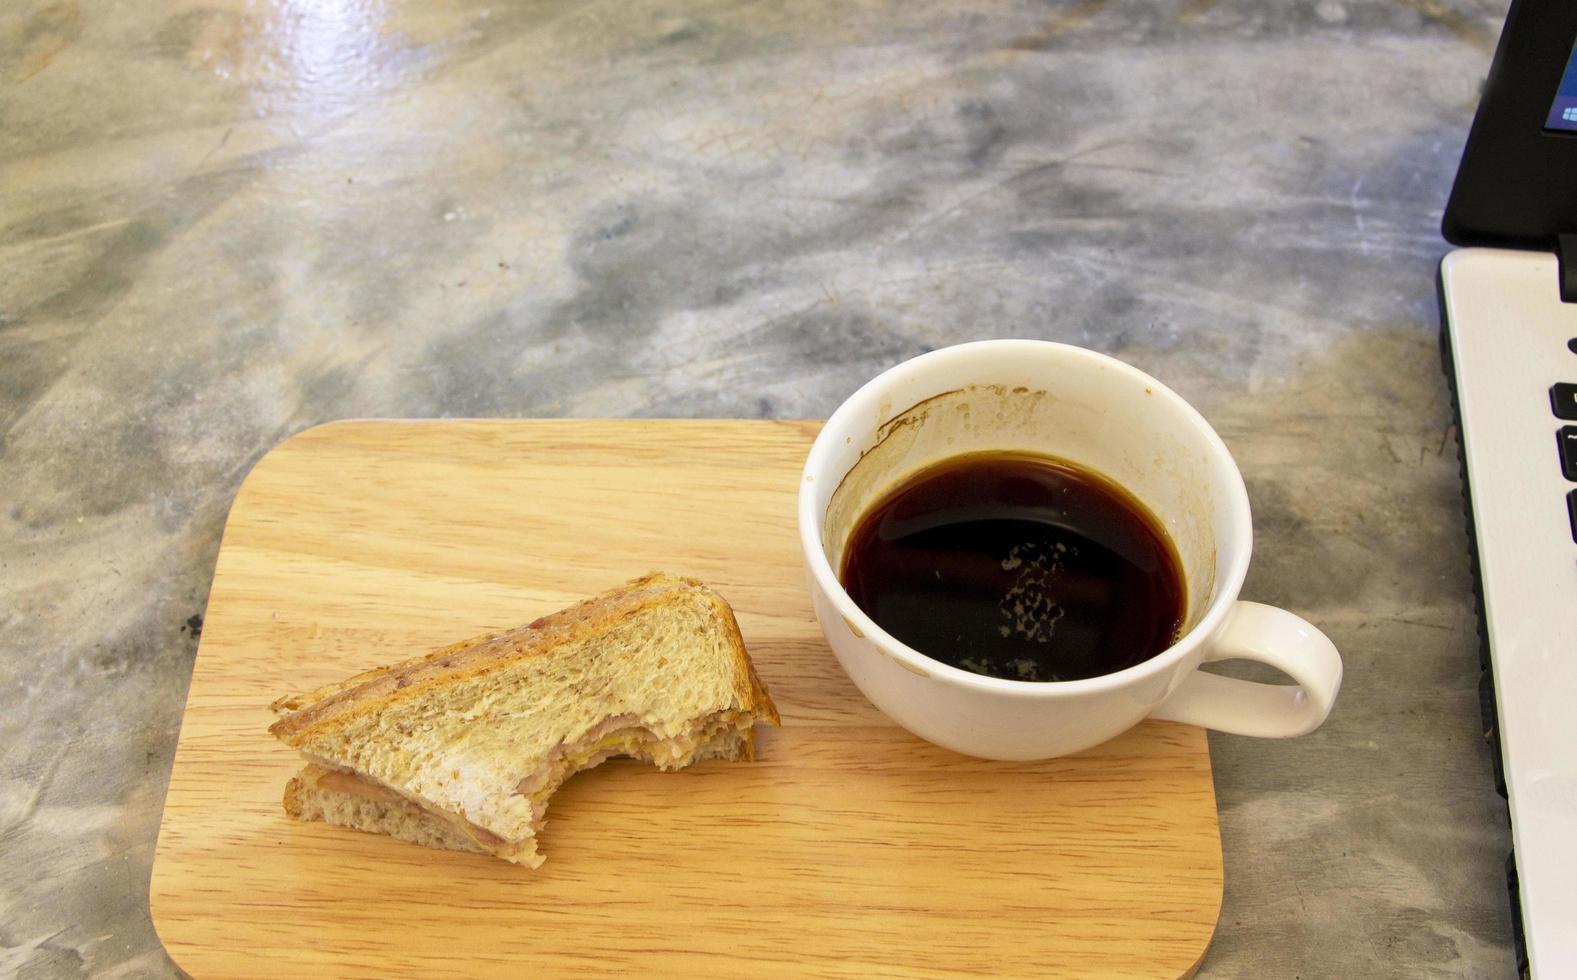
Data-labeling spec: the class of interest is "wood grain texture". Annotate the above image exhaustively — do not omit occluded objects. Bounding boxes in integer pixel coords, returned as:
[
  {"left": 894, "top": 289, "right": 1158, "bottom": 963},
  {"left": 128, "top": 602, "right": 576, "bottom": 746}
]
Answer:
[{"left": 150, "top": 419, "right": 1222, "bottom": 979}]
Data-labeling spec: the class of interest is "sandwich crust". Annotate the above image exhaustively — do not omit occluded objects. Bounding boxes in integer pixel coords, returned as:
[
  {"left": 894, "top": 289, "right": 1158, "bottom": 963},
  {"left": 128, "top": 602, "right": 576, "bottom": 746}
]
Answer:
[{"left": 270, "top": 572, "right": 777, "bottom": 740}]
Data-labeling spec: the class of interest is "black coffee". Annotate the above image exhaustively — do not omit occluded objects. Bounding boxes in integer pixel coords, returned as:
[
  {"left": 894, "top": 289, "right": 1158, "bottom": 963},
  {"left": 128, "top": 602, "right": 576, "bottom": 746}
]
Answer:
[{"left": 840, "top": 452, "right": 1184, "bottom": 682}]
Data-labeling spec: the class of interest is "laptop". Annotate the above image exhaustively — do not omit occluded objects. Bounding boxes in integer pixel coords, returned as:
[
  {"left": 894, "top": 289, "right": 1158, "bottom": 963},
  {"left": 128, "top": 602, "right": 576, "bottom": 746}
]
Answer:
[{"left": 1438, "top": 0, "right": 1577, "bottom": 975}]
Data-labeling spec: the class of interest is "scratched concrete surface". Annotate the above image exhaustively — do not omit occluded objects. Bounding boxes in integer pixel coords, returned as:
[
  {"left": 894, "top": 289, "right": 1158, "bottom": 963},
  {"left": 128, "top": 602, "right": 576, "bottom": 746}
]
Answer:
[{"left": 1, "top": 0, "right": 1515, "bottom": 976}]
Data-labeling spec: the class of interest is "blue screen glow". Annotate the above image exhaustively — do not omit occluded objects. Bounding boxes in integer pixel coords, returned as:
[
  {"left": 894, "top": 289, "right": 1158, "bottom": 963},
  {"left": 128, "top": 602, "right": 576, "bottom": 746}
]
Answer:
[{"left": 1547, "top": 41, "right": 1577, "bottom": 131}]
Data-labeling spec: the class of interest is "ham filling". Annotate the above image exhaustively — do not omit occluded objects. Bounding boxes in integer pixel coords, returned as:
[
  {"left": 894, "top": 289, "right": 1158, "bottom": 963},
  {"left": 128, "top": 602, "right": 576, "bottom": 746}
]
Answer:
[{"left": 303, "top": 709, "right": 750, "bottom": 852}]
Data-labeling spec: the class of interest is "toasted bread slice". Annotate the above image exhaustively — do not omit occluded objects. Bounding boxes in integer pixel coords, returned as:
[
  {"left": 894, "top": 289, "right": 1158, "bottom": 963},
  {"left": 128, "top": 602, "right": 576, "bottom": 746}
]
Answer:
[{"left": 269, "top": 573, "right": 778, "bottom": 867}]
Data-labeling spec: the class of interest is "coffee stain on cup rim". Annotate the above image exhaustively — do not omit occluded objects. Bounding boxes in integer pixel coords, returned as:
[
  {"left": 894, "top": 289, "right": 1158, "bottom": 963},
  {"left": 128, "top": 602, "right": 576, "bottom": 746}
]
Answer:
[
  {"left": 825, "top": 384, "right": 1055, "bottom": 571},
  {"left": 837, "top": 384, "right": 1047, "bottom": 509},
  {"left": 842, "top": 613, "right": 933, "bottom": 677},
  {"left": 879, "top": 645, "right": 931, "bottom": 678},
  {"left": 873, "top": 387, "right": 965, "bottom": 444}
]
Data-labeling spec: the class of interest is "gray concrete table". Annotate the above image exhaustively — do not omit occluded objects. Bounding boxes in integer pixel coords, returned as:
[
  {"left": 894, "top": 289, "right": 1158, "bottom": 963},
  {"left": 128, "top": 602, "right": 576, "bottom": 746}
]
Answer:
[{"left": 0, "top": 1, "right": 1514, "bottom": 976}]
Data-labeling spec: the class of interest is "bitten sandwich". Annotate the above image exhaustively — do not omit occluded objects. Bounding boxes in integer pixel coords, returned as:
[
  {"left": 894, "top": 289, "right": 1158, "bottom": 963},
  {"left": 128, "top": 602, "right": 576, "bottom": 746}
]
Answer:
[{"left": 268, "top": 573, "right": 779, "bottom": 867}]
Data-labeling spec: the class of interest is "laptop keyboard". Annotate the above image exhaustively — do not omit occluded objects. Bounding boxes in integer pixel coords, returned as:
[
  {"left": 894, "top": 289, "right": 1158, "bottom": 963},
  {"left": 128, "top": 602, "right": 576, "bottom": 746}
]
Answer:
[
  {"left": 1559, "top": 385, "right": 1577, "bottom": 540},
  {"left": 1438, "top": 248, "right": 1577, "bottom": 976}
]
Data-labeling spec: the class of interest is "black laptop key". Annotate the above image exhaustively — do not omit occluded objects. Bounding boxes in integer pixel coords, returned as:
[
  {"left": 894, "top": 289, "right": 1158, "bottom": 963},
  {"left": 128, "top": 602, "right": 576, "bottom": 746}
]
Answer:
[
  {"left": 1569, "top": 490, "right": 1577, "bottom": 544},
  {"left": 1554, "top": 383, "right": 1577, "bottom": 421},
  {"left": 1563, "top": 427, "right": 1577, "bottom": 481}
]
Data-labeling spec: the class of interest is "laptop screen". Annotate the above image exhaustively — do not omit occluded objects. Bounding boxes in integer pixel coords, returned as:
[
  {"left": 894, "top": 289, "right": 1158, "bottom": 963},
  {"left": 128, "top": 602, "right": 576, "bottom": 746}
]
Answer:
[
  {"left": 1443, "top": 0, "right": 1577, "bottom": 247},
  {"left": 1546, "top": 40, "right": 1577, "bottom": 132}
]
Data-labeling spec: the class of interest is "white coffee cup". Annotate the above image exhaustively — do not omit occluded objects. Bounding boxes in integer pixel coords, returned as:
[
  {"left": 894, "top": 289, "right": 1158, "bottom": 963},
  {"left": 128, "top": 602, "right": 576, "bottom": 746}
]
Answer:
[{"left": 798, "top": 340, "right": 1343, "bottom": 760}]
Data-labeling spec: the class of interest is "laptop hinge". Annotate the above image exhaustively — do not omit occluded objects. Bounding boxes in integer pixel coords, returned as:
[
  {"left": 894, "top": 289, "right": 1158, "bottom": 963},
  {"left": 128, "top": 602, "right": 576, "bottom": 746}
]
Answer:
[{"left": 1560, "top": 234, "right": 1577, "bottom": 304}]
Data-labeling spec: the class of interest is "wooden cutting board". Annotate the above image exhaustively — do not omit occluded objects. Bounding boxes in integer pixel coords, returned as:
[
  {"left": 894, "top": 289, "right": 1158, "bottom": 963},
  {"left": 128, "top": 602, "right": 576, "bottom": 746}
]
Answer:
[{"left": 151, "top": 420, "right": 1222, "bottom": 979}]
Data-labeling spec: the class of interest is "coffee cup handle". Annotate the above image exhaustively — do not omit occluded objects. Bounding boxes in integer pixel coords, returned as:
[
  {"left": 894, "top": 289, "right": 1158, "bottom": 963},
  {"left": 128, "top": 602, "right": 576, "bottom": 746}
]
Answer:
[{"left": 1148, "top": 601, "right": 1343, "bottom": 737}]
